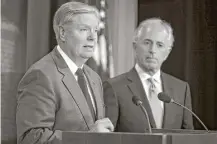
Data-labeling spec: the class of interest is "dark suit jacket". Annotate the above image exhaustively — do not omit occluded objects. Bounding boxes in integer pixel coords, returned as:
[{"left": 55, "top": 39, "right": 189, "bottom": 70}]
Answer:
[
  {"left": 16, "top": 47, "right": 105, "bottom": 144},
  {"left": 103, "top": 68, "right": 194, "bottom": 133}
]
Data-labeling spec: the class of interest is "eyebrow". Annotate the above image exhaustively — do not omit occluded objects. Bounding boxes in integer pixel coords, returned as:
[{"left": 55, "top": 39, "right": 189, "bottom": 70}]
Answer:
[
  {"left": 143, "top": 39, "right": 165, "bottom": 45},
  {"left": 143, "top": 39, "right": 152, "bottom": 42},
  {"left": 64, "top": 23, "right": 99, "bottom": 30},
  {"left": 156, "top": 41, "right": 164, "bottom": 45}
]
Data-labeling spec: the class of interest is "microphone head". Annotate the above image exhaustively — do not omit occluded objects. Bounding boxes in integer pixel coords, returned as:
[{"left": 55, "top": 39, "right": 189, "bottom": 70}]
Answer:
[
  {"left": 132, "top": 96, "right": 142, "bottom": 106},
  {"left": 158, "top": 92, "right": 172, "bottom": 103}
]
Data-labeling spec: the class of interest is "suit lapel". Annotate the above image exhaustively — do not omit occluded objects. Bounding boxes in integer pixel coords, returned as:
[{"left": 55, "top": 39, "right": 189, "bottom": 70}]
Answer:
[
  {"left": 126, "top": 68, "right": 157, "bottom": 128},
  {"left": 83, "top": 65, "right": 104, "bottom": 120},
  {"left": 161, "top": 72, "right": 176, "bottom": 129},
  {"left": 51, "top": 47, "right": 94, "bottom": 129}
]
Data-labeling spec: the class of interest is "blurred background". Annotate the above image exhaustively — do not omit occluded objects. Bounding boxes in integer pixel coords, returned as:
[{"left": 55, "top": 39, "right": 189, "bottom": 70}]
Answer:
[{"left": 1, "top": 0, "right": 217, "bottom": 143}]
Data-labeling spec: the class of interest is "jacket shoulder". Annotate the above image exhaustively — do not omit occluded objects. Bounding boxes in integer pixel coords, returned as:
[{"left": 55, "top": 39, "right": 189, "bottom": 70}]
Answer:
[
  {"left": 19, "top": 53, "right": 56, "bottom": 85},
  {"left": 105, "top": 72, "right": 130, "bottom": 86},
  {"left": 162, "top": 72, "right": 188, "bottom": 86}
]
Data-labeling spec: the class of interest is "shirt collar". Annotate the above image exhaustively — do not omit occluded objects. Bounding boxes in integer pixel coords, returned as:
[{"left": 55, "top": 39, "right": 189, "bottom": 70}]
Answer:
[
  {"left": 135, "top": 63, "right": 161, "bottom": 83},
  {"left": 57, "top": 45, "right": 83, "bottom": 75}
]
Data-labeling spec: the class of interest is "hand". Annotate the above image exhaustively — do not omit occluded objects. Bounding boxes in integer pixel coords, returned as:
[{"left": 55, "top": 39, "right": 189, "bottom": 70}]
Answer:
[{"left": 89, "top": 118, "right": 114, "bottom": 132}]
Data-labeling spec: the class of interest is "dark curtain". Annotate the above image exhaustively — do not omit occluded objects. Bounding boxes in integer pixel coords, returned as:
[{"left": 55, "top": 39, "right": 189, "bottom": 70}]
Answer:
[
  {"left": 190, "top": 0, "right": 217, "bottom": 130},
  {"left": 138, "top": 0, "right": 217, "bottom": 130}
]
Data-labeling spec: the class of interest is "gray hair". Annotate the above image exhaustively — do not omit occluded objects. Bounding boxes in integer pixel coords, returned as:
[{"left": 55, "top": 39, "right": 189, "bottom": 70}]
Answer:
[
  {"left": 133, "top": 18, "right": 174, "bottom": 47},
  {"left": 53, "top": 1, "right": 100, "bottom": 41}
]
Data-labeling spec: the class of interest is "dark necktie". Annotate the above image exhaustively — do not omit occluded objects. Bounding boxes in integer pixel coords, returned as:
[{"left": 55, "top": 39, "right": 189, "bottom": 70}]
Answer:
[{"left": 76, "top": 68, "right": 96, "bottom": 120}]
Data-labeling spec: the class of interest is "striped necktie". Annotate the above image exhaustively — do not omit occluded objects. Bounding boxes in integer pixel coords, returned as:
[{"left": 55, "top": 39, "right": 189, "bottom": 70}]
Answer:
[{"left": 147, "top": 78, "right": 163, "bottom": 128}]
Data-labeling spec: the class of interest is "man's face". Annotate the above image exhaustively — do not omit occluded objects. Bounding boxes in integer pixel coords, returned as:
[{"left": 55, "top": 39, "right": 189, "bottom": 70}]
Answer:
[
  {"left": 134, "top": 24, "right": 172, "bottom": 73},
  {"left": 62, "top": 13, "right": 99, "bottom": 60}
]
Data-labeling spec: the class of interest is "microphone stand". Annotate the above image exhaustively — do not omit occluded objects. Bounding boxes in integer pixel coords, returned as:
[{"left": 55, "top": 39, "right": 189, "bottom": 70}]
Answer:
[
  {"left": 137, "top": 102, "right": 152, "bottom": 133},
  {"left": 172, "top": 100, "right": 209, "bottom": 132}
]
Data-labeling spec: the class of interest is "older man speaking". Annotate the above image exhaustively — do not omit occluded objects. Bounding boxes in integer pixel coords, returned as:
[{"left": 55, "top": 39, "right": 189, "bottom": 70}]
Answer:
[{"left": 16, "top": 2, "right": 113, "bottom": 144}]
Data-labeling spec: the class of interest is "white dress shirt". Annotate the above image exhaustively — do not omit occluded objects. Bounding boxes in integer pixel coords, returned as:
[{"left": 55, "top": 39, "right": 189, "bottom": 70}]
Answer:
[
  {"left": 57, "top": 45, "right": 96, "bottom": 113},
  {"left": 135, "top": 63, "right": 164, "bottom": 128}
]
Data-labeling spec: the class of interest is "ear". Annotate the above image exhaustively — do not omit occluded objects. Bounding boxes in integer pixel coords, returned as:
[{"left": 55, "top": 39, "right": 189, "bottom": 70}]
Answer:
[
  {"left": 59, "top": 26, "right": 66, "bottom": 42},
  {"left": 132, "top": 42, "right": 137, "bottom": 50},
  {"left": 132, "top": 42, "right": 138, "bottom": 58},
  {"left": 168, "top": 46, "right": 172, "bottom": 52}
]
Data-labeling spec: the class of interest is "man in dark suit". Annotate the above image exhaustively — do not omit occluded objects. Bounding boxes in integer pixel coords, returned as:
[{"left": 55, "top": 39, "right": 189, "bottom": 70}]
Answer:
[
  {"left": 16, "top": 2, "right": 113, "bottom": 144},
  {"left": 103, "top": 18, "right": 194, "bottom": 133}
]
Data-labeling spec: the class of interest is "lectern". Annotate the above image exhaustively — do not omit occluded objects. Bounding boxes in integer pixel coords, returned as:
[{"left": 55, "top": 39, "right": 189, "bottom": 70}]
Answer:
[{"left": 62, "top": 129, "right": 217, "bottom": 144}]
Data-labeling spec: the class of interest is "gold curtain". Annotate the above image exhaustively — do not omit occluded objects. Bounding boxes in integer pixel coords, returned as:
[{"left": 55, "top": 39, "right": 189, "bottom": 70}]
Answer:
[{"left": 106, "top": 0, "right": 137, "bottom": 76}]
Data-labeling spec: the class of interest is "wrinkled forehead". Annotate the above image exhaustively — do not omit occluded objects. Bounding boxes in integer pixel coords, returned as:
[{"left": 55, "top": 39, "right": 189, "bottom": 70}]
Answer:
[
  {"left": 65, "top": 12, "right": 99, "bottom": 23},
  {"left": 139, "top": 23, "right": 172, "bottom": 44},
  {"left": 74, "top": 13, "right": 99, "bottom": 23},
  {"left": 146, "top": 23, "right": 167, "bottom": 33},
  {"left": 63, "top": 13, "right": 100, "bottom": 28}
]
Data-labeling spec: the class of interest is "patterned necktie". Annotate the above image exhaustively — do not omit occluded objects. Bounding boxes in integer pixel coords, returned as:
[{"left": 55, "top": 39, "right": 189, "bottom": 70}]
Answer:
[
  {"left": 147, "top": 78, "right": 163, "bottom": 128},
  {"left": 76, "top": 68, "right": 96, "bottom": 120}
]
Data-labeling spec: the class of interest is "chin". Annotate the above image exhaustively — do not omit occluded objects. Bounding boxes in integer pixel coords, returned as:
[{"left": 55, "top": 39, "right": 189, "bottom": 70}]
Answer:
[
  {"left": 143, "top": 64, "right": 159, "bottom": 71},
  {"left": 81, "top": 53, "right": 93, "bottom": 59}
]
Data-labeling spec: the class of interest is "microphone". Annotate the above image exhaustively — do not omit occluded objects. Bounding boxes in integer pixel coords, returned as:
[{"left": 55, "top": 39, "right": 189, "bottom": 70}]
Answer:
[
  {"left": 132, "top": 96, "right": 152, "bottom": 133},
  {"left": 158, "top": 92, "right": 209, "bottom": 132}
]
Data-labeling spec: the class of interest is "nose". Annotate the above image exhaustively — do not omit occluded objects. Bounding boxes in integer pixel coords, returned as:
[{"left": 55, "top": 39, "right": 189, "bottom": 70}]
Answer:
[
  {"left": 148, "top": 43, "right": 157, "bottom": 54},
  {"left": 87, "top": 30, "right": 97, "bottom": 41}
]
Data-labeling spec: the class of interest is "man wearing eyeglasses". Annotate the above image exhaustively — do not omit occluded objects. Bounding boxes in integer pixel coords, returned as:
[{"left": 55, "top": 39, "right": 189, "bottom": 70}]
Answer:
[
  {"left": 16, "top": 2, "right": 114, "bottom": 144},
  {"left": 103, "top": 18, "right": 194, "bottom": 132}
]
